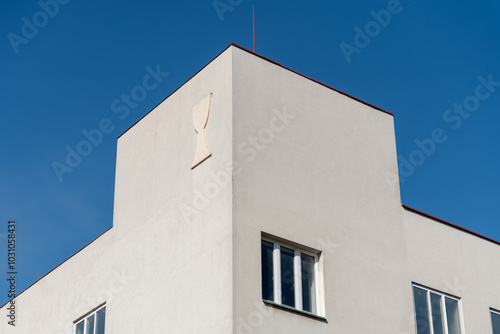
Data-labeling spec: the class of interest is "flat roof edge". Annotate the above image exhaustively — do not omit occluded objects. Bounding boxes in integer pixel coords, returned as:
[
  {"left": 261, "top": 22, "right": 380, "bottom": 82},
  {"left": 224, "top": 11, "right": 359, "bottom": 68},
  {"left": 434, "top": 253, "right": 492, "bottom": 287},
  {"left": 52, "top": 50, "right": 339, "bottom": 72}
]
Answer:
[
  {"left": 229, "top": 43, "right": 394, "bottom": 117},
  {"left": 118, "top": 42, "right": 393, "bottom": 140},
  {"left": 402, "top": 204, "right": 500, "bottom": 247},
  {"left": 0, "top": 226, "right": 113, "bottom": 309}
]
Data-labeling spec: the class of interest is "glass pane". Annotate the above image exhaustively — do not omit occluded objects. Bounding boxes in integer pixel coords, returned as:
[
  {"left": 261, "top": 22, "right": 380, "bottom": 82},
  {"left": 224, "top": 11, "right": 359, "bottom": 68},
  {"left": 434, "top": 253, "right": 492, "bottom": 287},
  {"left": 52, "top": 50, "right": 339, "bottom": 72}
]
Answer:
[
  {"left": 430, "top": 293, "right": 444, "bottom": 334},
  {"left": 280, "top": 247, "right": 295, "bottom": 307},
  {"left": 75, "top": 321, "right": 85, "bottom": 334},
  {"left": 301, "top": 253, "right": 316, "bottom": 313},
  {"left": 261, "top": 241, "right": 274, "bottom": 301},
  {"left": 492, "top": 311, "right": 500, "bottom": 334},
  {"left": 445, "top": 297, "right": 462, "bottom": 334},
  {"left": 95, "top": 307, "right": 106, "bottom": 334},
  {"left": 413, "top": 286, "right": 431, "bottom": 334},
  {"left": 86, "top": 314, "right": 95, "bottom": 334}
]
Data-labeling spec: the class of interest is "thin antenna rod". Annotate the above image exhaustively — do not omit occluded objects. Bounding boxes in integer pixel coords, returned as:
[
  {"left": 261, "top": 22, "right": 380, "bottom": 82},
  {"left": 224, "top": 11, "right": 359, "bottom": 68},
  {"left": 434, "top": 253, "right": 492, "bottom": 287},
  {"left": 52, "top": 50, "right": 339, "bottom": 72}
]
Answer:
[{"left": 253, "top": 6, "right": 255, "bottom": 52}]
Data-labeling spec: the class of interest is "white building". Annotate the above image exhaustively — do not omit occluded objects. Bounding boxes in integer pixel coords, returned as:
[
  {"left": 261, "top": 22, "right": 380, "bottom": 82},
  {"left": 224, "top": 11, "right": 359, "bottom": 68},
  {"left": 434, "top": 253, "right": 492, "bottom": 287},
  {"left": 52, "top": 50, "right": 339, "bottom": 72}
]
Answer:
[{"left": 2, "top": 43, "right": 500, "bottom": 334}]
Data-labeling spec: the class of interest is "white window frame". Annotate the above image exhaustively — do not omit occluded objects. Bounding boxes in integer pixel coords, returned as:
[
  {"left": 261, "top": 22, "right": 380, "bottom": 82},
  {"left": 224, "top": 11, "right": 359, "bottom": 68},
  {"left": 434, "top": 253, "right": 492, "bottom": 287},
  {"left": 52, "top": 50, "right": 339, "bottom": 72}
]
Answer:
[
  {"left": 491, "top": 309, "right": 500, "bottom": 334},
  {"left": 74, "top": 304, "right": 106, "bottom": 334},
  {"left": 412, "top": 284, "right": 465, "bottom": 334},
  {"left": 262, "top": 237, "right": 323, "bottom": 316}
]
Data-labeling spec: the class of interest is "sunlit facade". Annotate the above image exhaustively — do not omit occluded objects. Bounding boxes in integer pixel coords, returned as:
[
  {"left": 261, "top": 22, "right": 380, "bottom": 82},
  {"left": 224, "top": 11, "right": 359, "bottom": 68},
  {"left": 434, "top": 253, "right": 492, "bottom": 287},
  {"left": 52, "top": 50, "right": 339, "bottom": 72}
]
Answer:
[{"left": 2, "top": 44, "right": 500, "bottom": 334}]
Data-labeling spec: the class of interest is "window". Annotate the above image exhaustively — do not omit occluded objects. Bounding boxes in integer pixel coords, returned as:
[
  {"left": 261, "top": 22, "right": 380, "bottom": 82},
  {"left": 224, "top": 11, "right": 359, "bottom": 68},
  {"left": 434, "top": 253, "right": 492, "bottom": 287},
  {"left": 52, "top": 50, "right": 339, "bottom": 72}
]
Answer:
[
  {"left": 75, "top": 305, "right": 106, "bottom": 334},
  {"left": 412, "top": 285, "right": 463, "bottom": 334},
  {"left": 492, "top": 309, "right": 500, "bottom": 334},
  {"left": 261, "top": 238, "right": 322, "bottom": 316}
]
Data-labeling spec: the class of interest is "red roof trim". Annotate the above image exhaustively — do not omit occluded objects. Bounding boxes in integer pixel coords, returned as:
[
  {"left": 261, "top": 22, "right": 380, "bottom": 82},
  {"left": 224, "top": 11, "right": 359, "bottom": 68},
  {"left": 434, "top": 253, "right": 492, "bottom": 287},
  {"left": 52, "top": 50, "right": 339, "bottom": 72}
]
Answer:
[
  {"left": 229, "top": 43, "right": 394, "bottom": 117},
  {"left": 402, "top": 204, "right": 500, "bottom": 247},
  {"left": 0, "top": 226, "right": 113, "bottom": 309},
  {"left": 118, "top": 42, "right": 393, "bottom": 139}
]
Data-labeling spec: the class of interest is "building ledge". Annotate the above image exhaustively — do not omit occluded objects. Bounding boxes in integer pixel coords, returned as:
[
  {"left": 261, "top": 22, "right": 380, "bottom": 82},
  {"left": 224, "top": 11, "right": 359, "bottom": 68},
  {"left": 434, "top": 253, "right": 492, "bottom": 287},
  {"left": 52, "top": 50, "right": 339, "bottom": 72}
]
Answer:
[
  {"left": 262, "top": 300, "right": 328, "bottom": 323},
  {"left": 402, "top": 204, "right": 500, "bottom": 247}
]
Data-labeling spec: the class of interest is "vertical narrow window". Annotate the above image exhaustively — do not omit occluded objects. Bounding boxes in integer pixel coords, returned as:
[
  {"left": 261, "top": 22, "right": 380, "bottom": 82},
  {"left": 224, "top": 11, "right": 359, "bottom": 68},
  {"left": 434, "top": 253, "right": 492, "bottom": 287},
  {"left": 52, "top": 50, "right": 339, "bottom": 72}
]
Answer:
[
  {"left": 75, "top": 305, "right": 106, "bottom": 334},
  {"left": 280, "top": 247, "right": 295, "bottom": 308},
  {"left": 85, "top": 315, "right": 95, "bottom": 334},
  {"left": 301, "top": 253, "right": 316, "bottom": 313},
  {"left": 95, "top": 307, "right": 106, "bottom": 334},
  {"left": 491, "top": 310, "right": 500, "bottom": 334},
  {"left": 444, "top": 298, "right": 462, "bottom": 334},
  {"left": 261, "top": 240, "right": 274, "bottom": 301},
  {"left": 75, "top": 322, "right": 85, "bottom": 334},
  {"left": 413, "top": 286, "right": 431, "bottom": 334},
  {"left": 260, "top": 237, "right": 322, "bottom": 316},
  {"left": 412, "top": 285, "right": 463, "bottom": 334},
  {"left": 430, "top": 292, "right": 444, "bottom": 334}
]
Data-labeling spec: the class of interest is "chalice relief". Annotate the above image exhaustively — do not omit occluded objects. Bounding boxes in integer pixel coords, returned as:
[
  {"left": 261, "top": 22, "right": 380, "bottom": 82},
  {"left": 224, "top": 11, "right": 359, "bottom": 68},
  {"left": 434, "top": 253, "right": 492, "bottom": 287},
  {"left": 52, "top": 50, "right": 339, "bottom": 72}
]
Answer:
[{"left": 191, "top": 93, "right": 213, "bottom": 169}]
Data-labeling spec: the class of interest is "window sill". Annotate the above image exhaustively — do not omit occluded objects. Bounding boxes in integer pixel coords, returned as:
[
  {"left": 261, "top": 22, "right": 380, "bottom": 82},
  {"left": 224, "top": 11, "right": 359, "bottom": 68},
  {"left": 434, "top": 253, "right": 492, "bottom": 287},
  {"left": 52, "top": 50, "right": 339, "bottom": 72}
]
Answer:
[{"left": 262, "top": 300, "right": 327, "bottom": 323}]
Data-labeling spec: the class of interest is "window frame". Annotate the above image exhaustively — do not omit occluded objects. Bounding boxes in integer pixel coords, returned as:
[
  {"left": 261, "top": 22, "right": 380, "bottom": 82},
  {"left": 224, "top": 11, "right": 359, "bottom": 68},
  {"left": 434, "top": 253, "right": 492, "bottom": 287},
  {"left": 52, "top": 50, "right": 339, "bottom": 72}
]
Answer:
[
  {"left": 491, "top": 308, "right": 500, "bottom": 334},
  {"left": 412, "top": 283, "right": 465, "bottom": 334},
  {"left": 262, "top": 236, "right": 323, "bottom": 317},
  {"left": 74, "top": 304, "right": 106, "bottom": 334}
]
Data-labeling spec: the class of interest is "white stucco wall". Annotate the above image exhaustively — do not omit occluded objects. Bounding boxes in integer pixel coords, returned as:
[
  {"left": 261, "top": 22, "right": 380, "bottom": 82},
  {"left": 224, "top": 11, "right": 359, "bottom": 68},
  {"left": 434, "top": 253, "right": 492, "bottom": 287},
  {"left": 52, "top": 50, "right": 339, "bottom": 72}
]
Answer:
[
  {"left": 2, "top": 45, "right": 499, "bottom": 334},
  {"left": 230, "top": 46, "right": 411, "bottom": 333},
  {"left": 229, "top": 46, "right": 500, "bottom": 334},
  {"left": 0, "top": 46, "right": 235, "bottom": 334},
  {"left": 403, "top": 207, "right": 500, "bottom": 333},
  {"left": 109, "top": 45, "right": 234, "bottom": 333}
]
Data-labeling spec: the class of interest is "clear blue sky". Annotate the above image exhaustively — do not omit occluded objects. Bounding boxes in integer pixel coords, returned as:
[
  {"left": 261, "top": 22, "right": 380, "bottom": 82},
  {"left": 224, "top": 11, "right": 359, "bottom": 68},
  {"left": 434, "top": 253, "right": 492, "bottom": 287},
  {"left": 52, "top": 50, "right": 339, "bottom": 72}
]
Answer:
[{"left": 1, "top": 0, "right": 499, "bottom": 305}]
